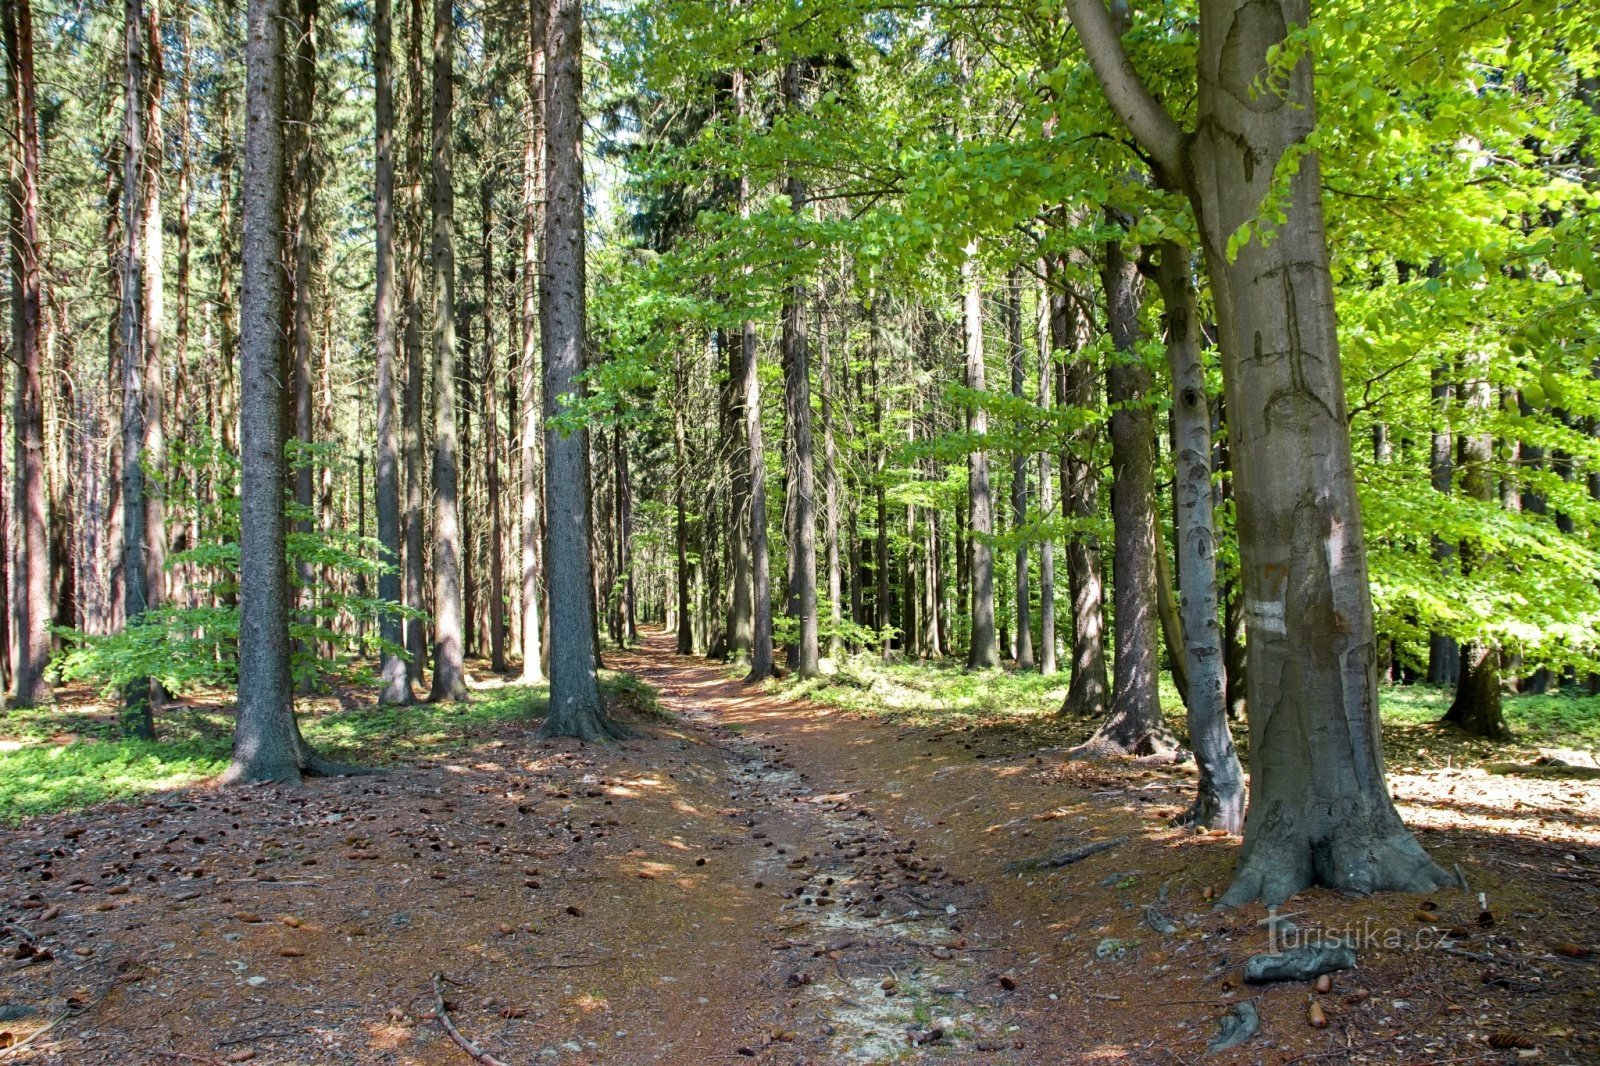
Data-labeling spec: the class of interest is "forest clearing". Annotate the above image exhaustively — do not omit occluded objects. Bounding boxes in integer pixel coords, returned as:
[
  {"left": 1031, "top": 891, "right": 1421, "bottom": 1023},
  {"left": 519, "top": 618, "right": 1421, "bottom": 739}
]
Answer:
[{"left": 3, "top": 0, "right": 1600, "bottom": 1060}]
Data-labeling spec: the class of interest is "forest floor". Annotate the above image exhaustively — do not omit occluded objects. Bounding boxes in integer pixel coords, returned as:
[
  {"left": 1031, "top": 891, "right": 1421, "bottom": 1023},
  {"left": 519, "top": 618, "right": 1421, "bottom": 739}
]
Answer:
[{"left": 1, "top": 629, "right": 1598, "bottom": 1065}]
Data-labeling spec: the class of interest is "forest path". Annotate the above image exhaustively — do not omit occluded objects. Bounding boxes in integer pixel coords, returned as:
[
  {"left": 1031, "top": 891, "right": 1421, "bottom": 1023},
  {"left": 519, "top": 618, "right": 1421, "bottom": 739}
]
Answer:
[{"left": 28, "top": 632, "right": 1596, "bottom": 1064}]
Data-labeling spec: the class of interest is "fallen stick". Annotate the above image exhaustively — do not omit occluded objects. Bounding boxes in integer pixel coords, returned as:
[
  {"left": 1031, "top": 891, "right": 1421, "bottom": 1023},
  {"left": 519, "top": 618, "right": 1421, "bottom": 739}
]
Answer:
[
  {"left": 432, "top": 973, "right": 512, "bottom": 1066},
  {"left": 1006, "top": 836, "right": 1127, "bottom": 873}
]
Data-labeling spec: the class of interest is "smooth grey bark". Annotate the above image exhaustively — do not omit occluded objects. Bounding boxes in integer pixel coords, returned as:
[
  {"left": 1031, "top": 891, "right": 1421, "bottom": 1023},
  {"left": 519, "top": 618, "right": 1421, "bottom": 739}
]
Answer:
[
  {"left": 1006, "top": 267, "right": 1033, "bottom": 670},
  {"left": 538, "top": 0, "right": 626, "bottom": 740},
  {"left": 779, "top": 62, "right": 819, "bottom": 680},
  {"left": 400, "top": 0, "right": 426, "bottom": 680},
  {"left": 118, "top": 0, "right": 153, "bottom": 738},
  {"left": 1157, "top": 241, "right": 1244, "bottom": 833},
  {"left": 1035, "top": 267, "right": 1056, "bottom": 676},
  {"left": 1067, "top": 0, "right": 1452, "bottom": 904},
  {"left": 1071, "top": 238, "right": 1174, "bottom": 759},
  {"left": 372, "top": 0, "right": 410, "bottom": 704},
  {"left": 1053, "top": 265, "right": 1108, "bottom": 717},
  {"left": 427, "top": 0, "right": 466, "bottom": 701},
  {"left": 1443, "top": 357, "right": 1510, "bottom": 739},
  {"left": 4, "top": 0, "right": 49, "bottom": 707},
  {"left": 737, "top": 68, "right": 774, "bottom": 684},
  {"left": 519, "top": 0, "right": 545, "bottom": 684},
  {"left": 963, "top": 248, "right": 998, "bottom": 670}
]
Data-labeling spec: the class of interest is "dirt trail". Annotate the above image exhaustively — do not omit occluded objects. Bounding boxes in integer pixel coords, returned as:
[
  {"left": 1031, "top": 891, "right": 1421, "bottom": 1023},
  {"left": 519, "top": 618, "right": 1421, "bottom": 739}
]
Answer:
[{"left": 2, "top": 630, "right": 1597, "bottom": 1064}]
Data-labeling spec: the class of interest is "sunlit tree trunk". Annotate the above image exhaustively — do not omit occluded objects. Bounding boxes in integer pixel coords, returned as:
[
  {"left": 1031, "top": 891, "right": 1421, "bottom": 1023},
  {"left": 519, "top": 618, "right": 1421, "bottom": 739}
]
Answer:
[
  {"left": 427, "top": 0, "right": 466, "bottom": 701},
  {"left": 372, "top": 0, "right": 411, "bottom": 703},
  {"left": 4, "top": 0, "right": 49, "bottom": 707},
  {"left": 538, "top": 0, "right": 625, "bottom": 739}
]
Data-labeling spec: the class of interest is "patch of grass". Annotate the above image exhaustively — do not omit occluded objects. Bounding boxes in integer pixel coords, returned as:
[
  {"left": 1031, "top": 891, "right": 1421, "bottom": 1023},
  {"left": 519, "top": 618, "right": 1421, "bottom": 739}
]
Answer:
[
  {"left": 0, "top": 670, "right": 665, "bottom": 824},
  {"left": 0, "top": 738, "right": 228, "bottom": 823},
  {"left": 761, "top": 650, "right": 1600, "bottom": 761}
]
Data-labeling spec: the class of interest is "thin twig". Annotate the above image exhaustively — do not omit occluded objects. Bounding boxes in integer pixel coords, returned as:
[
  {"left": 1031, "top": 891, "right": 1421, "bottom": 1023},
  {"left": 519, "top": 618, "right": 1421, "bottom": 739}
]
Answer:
[{"left": 432, "top": 972, "right": 513, "bottom": 1066}]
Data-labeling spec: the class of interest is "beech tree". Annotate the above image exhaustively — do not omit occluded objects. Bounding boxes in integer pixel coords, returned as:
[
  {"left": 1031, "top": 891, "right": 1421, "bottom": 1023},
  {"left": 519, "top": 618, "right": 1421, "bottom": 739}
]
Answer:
[{"left": 1065, "top": 0, "right": 1454, "bottom": 903}]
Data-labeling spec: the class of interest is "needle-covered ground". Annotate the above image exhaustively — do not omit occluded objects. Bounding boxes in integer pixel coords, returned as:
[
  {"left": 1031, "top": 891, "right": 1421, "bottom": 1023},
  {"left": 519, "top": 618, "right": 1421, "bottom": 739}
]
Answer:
[{"left": 0, "top": 631, "right": 1596, "bottom": 1064}]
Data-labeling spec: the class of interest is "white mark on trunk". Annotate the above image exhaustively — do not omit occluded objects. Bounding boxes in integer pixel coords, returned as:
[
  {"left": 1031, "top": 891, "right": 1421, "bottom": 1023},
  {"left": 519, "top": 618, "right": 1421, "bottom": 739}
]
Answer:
[{"left": 1248, "top": 599, "right": 1286, "bottom": 635}]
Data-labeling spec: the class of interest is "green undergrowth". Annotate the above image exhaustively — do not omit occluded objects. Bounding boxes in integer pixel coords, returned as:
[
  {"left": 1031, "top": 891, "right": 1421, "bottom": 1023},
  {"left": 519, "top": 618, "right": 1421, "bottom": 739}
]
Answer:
[
  {"left": 761, "top": 651, "right": 1600, "bottom": 765},
  {"left": 0, "top": 669, "right": 662, "bottom": 824}
]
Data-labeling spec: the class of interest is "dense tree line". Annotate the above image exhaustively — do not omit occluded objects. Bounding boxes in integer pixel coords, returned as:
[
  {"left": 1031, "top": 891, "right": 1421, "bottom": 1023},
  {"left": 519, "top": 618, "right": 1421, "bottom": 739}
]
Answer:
[{"left": 1, "top": 0, "right": 1596, "bottom": 905}]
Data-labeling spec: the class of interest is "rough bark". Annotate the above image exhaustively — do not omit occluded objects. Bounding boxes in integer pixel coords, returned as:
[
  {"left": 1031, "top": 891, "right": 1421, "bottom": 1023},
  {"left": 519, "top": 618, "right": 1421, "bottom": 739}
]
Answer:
[
  {"left": 1442, "top": 357, "right": 1510, "bottom": 739},
  {"left": 1157, "top": 241, "right": 1244, "bottom": 833},
  {"left": 287, "top": 0, "right": 316, "bottom": 686},
  {"left": 427, "top": 0, "right": 467, "bottom": 701},
  {"left": 1427, "top": 358, "right": 1458, "bottom": 684},
  {"left": 119, "top": 0, "right": 153, "bottom": 738},
  {"left": 1071, "top": 238, "right": 1174, "bottom": 759},
  {"left": 963, "top": 249, "right": 998, "bottom": 670},
  {"left": 723, "top": 326, "right": 753, "bottom": 662},
  {"left": 224, "top": 0, "right": 361, "bottom": 784},
  {"left": 538, "top": 0, "right": 626, "bottom": 739},
  {"left": 1053, "top": 261, "right": 1108, "bottom": 717},
  {"left": 519, "top": 0, "right": 545, "bottom": 683},
  {"left": 4, "top": 0, "right": 50, "bottom": 707},
  {"left": 481, "top": 178, "right": 507, "bottom": 673},
  {"left": 674, "top": 348, "right": 692, "bottom": 655},
  {"left": 1035, "top": 267, "right": 1057, "bottom": 676},
  {"left": 1065, "top": 0, "right": 1451, "bottom": 903},
  {"left": 1006, "top": 267, "right": 1033, "bottom": 670},
  {"left": 779, "top": 62, "right": 819, "bottom": 680},
  {"left": 140, "top": 0, "right": 166, "bottom": 620},
  {"left": 737, "top": 68, "right": 774, "bottom": 684},
  {"left": 400, "top": 0, "right": 427, "bottom": 681},
  {"left": 372, "top": 0, "right": 410, "bottom": 704},
  {"left": 820, "top": 309, "right": 843, "bottom": 661}
]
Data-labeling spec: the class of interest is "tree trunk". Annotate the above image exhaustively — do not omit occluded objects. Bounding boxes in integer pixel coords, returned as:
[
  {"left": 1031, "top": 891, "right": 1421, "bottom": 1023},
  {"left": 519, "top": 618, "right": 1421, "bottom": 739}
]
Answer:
[
  {"left": 538, "top": 0, "right": 624, "bottom": 739},
  {"left": 723, "top": 324, "right": 753, "bottom": 662},
  {"left": 1006, "top": 267, "right": 1034, "bottom": 671},
  {"left": 519, "top": 0, "right": 545, "bottom": 683},
  {"left": 820, "top": 308, "right": 843, "bottom": 660},
  {"left": 225, "top": 0, "right": 357, "bottom": 784},
  {"left": 674, "top": 347, "right": 692, "bottom": 655},
  {"left": 1053, "top": 263, "right": 1108, "bottom": 717},
  {"left": 963, "top": 250, "right": 998, "bottom": 669},
  {"left": 1035, "top": 266, "right": 1056, "bottom": 676},
  {"left": 1065, "top": 0, "right": 1451, "bottom": 903},
  {"left": 481, "top": 178, "right": 507, "bottom": 673},
  {"left": 400, "top": 0, "right": 427, "bottom": 681},
  {"left": 737, "top": 68, "right": 774, "bottom": 684},
  {"left": 373, "top": 0, "right": 411, "bottom": 703},
  {"left": 288, "top": 0, "right": 316, "bottom": 678},
  {"left": 4, "top": 0, "right": 50, "bottom": 707},
  {"left": 1049, "top": 264, "right": 1113, "bottom": 713},
  {"left": 1426, "top": 357, "right": 1459, "bottom": 685},
  {"left": 1442, "top": 356, "right": 1510, "bottom": 739},
  {"left": 427, "top": 0, "right": 466, "bottom": 701},
  {"left": 141, "top": 0, "right": 166, "bottom": 622},
  {"left": 1072, "top": 237, "right": 1173, "bottom": 759},
  {"left": 779, "top": 65, "right": 819, "bottom": 680},
  {"left": 1157, "top": 241, "right": 1243, "bottom": 832},
  {"left": 119, "top": 0, "right": 153, "bottom": 738}
]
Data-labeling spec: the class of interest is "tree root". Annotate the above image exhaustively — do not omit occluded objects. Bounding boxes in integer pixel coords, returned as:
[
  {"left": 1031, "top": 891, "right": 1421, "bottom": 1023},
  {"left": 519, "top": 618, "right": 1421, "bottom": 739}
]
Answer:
[{"left": 432, "top": 973, "right": 512, "bottom": 1066}]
